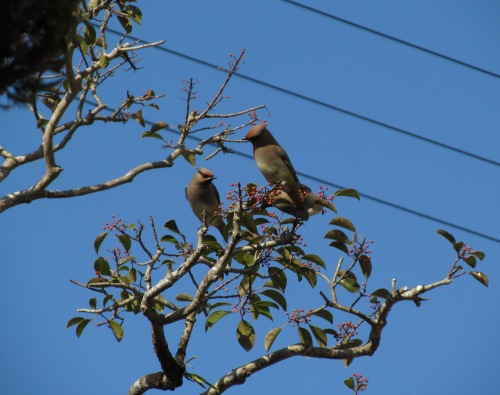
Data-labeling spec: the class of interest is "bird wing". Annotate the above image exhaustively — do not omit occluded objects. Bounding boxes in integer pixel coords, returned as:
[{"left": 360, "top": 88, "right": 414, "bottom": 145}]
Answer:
[
  {"left": 212, "top": 183, "right": 222, "bottom": 205},
  {"left": 276, "top": 145, "right": 301, "bottom": 185}
]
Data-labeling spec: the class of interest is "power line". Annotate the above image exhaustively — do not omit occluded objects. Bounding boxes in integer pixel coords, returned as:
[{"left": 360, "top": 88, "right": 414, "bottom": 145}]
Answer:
[
  {"left": 100, "top": 26, "right": 500, "bottom": 169},
  {"left": 84, "top": 99, "right": 500, "bottom": 244},
  {"left": 280, "top": 0, "right": 500, "bottom": 80}
]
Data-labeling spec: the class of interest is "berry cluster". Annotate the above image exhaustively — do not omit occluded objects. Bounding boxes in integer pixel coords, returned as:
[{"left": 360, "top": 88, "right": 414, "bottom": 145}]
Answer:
[
  {"left": 352, "top": 372, "right": 369, "bottom": 392},
  {"left": 336, "top": 321, "right": 358, "bottom": 340},
  {"left": 286, "top": 308, "right": 313, "bottom": 326},
  {"left": 348, "top": 239, "right": 374, "bottom": 258},
  {"left": 302, "top": 261, "right": 321, "bottom": 271},
  {"left": 317, "top": 185, "right": 335, "bottom": 214},
  {"left": 459, "top": 243, "right": 477, "bottom": 259},
  {"left": 317, "top": 185, "right": 334, "bottom": 200},
  {"left": 232, "top": 285, "right": 252, "bottom": 318},
  {"left": 112, "top": 246, "right": 130, "bottom": 260},
  {"left": 102, "top": 214, "right": 125, "bottom": 232}
]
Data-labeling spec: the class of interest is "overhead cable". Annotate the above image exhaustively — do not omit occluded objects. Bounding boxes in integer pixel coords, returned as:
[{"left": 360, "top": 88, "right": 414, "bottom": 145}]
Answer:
[
  {"left": 98, "top": 26, "right": 500, "bottom": 168},
  {"left": 281, "top": 0, "right": 500, "bottom": 79}
]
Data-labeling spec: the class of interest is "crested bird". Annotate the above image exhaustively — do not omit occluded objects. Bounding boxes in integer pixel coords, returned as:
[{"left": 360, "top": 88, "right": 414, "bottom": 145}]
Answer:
[
  {"left": 244, "top": 123, "right": 308, "bottom": 220},
  {"left": 267, "top": 184, "right": 336, "bottom": 217},
  {"left": 185, "top": 167, "right": 226, "bottom": 236}
]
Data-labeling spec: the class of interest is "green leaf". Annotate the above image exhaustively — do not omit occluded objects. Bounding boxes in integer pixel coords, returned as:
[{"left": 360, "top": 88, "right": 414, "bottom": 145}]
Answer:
[
  {"left": 344, "top": 376, "right": 355, "bottom": 390},
  {"left": 117, "top": 15, "right": 132, "bottom": 33},
  {"left": 324, "top": 328, "right": 339, "bottom": 338},
  {"left": 310, "top": 325, "right": 327, "bottom": 348},
  {"left": 66, "top": 317, "right": 84, "bottom": 329},
  {"left": 359, "top": 254, "right": 372, "bottom": 279},
  {"left": 117, "top": 234, "right": 131, "bottom": 251},
  {"left": 298, "top": 327, "right": 313, "bottom": 347},
  {"left": 163, "top": 220, "right": 185, "bottom": 239},
  {"left": 453, "top": 241, "right": 465, "bottom": 252},
  {"left": 264, "top": 327, "right": 282, "bottom": 351},
  {"left": 89, "top": 0, "right": 101, "bottom": 11},
  {"left": 303, "top": 254, "right": 326, "bottom": 269},
  {"left": 236, "top": 320, "right": 255, "bottom": 351},
  {"left": 339, "top": 278, "right": 360, "bottom": 293},
  {"left": 185, "top": 372, "right": 213, "bottom": 389},
  {"left": 150, "top": 121, "right": 169, "bottom": 132},
  {"left": 141, "top": 131, "right": 163, "bottom": 140},
  {"left": 344, "top": 357, "right": 354, "bottom": 368},
  {"left": 264, "top": 267, "right": 287, "bottom": 292},
  {"left": 329, "top": 241, "right": 349, "bottom": 254},
  {"left": 36, "top": 118, "right": 48, "bottom": 130},
  {"left": 109, "top": 320, "right": 124, "bottom": 342},
  {"left": 89, "top": 298, "right": 97, "bottom": 309},
  {"left": 324, "top": 229, "right": 349, "bottom": 243},
  {"left": 131, "top": 109, "right": 145, "bottom": 127},
  {"left": 437, "top": 229, "right": 456, "bottom": 243},
  {"left": 94, "top": 257, "right": 111, "bottom": 276},
  {"left": 119, "top": 256, "right": 135, "bottom": 266},
  {"left": 205, "top": 310, "right": 232, "bottom": 331},
  {"left": 470, "top": 271, "right": 489, "bottom": 287},
  {"left": 125, "top": 5, "right": 143, "bottom": 24},
  {"left": 176, "top": 293, "right": 193, "bottom": 302},
  {"left": 84, "top": 24, "right": 96, "bottom": 45},
  {"left": 87, "top": 277, "right": 107, "bottom": 286},
  {"left": 470, "top": 250, "right": 486, "bottom": 261},
  {"left": 261, "top": 289, "right": 287, "bottom": 311},
  {"left": 312, "top": 308, "right": 334, "bottom": 324},
  {"left": 161, "top": 234, "right": 179, "bottom": 244},
  {"left": 128, "top": 267, "right": 137, "bottom": 283},
  {"left": 78, "top": 34, "right": 88, "bottom": 54},
  {"left": 334, "top": 188, "right": 360, "bottom": 200},
  {"left": 335, "top": 339, "right": 363, "bottom": 350},
  {"left": 299, "top": 266, "right": 317, "bottom": 288},
  {"left": 329, "top": 217, "right": 356, "bottom": 232},
  {"left": 103, "top": 295, "right": 113, "bottom": 307},
  {"left": 94, "top": 232, "right": 108, "bottom": 254},
  {"left": 99, "top": 54, "right": 109, "bottom": 69},
  {"left": 311, "top": 197, "right": 337, "bottom": 213},
  {"left": 238, "top": 276, "right": 253, "bottom": 297},
  {"left": 463, "top": 255, "right": 477, "bottom": 268},
  {"left": 243, "top": 254, "right": 256, "bottom": 267},
  {"left": 76, "top": 319, "right": 91, "bottom": 338},
  {"left": 371, "top": 288, "right": 390, "bottom": 299},
  {"left": 251, "top": 304, "right": 274, "bottom": 321},
  {"left": 182, "top": 151, "right": 196, "bottom": 166},
  {"left": 241, "top": 211, "right": 258, "bottom": 234},
  {"left": 338, "top": 270, "right": 357, "bottom": 281}
]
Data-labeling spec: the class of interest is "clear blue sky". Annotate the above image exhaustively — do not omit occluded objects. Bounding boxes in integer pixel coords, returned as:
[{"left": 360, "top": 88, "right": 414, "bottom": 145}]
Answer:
[{"left": 2, "top": 1, "right": 499, "bottom": 394}]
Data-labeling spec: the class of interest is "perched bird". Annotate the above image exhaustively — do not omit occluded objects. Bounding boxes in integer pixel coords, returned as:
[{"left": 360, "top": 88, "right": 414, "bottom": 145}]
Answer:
[
  {"left": 267, "top": 184, "right": 336, "bottom": 217},
  {"left": 185, "top": 167, "right": 226, "bottom": 236},
  {"left": 244, "top": 123, "right": 308, "bottom": 220}
]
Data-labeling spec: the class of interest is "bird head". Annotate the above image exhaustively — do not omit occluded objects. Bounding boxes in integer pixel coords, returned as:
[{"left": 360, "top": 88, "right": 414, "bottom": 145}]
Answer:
[
  {"left": 197, "top": 167, "right": 216, "bottom": 182},
  {"left": 244, "top": 123, "right": 268, "bottom": 142}
]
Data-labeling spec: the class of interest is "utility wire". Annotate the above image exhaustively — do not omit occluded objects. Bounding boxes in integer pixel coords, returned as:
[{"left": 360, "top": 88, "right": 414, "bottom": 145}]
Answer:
[
  {"left": 100, "top": 26, "right": 500, "bottom": 168},
  {"left": 281, "top": 0, "right": 500, "bottom": 80},
  {"left": 84, "top": 99, "right": 500, "bottom": 243}
]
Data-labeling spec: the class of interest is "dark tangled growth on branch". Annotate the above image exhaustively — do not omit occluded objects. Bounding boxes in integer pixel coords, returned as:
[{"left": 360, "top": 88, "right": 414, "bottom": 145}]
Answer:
[{"left": 0, "top": 0, "right": 79, "bottom": 102}]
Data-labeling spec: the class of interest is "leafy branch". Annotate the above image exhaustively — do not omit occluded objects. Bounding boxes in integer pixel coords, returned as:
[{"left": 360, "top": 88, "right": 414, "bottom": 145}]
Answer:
[
  {"left": 68, "top": 178, "right": 487, "bottom": 394},
  {"left": 0, "top": 3, "right": 265, "bottom": 214}
]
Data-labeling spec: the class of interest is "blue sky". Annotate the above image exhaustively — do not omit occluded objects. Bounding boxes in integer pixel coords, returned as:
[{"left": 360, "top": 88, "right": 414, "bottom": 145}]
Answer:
[{"left": 1, "top": 1, "right": 499, "bottom": 394}]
